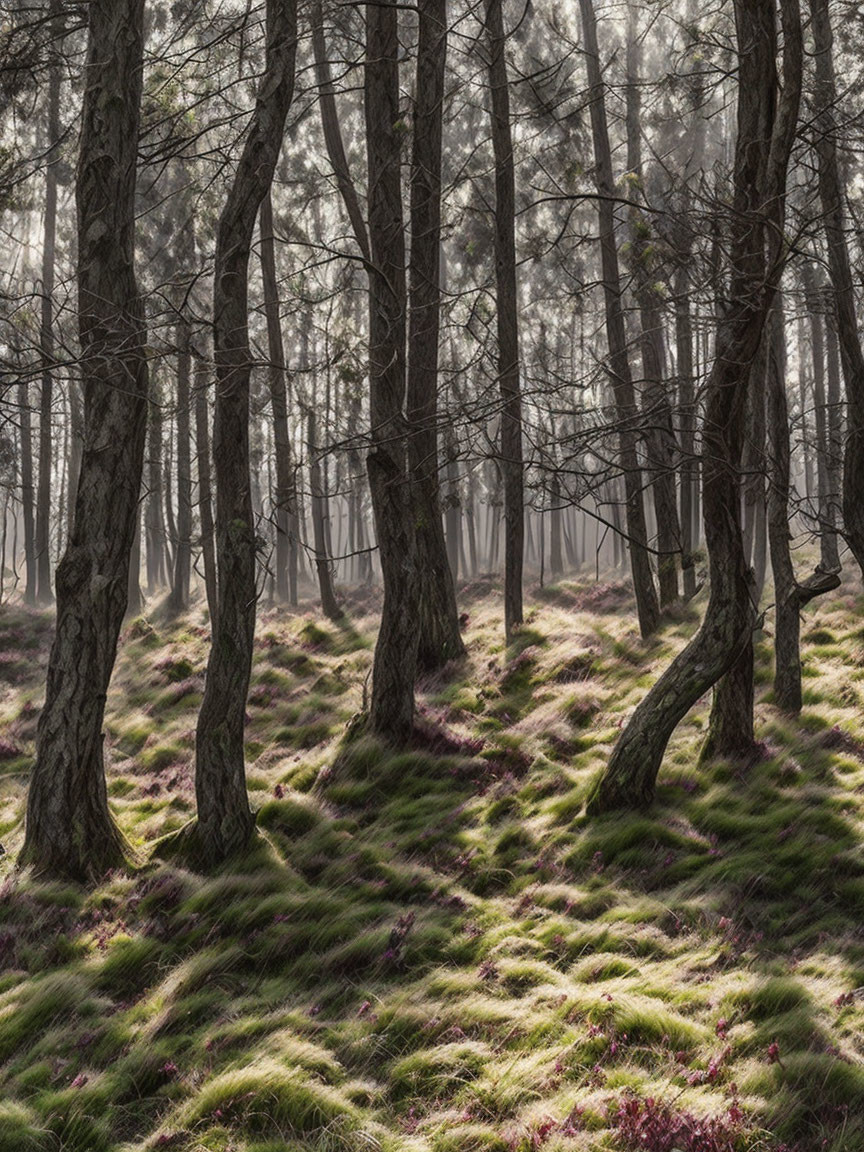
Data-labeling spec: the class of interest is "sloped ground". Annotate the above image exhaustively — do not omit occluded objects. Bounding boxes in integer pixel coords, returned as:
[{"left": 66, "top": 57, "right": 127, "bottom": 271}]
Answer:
[{"left": 1, "top": 574, "right": 863, "bottom": 1152}]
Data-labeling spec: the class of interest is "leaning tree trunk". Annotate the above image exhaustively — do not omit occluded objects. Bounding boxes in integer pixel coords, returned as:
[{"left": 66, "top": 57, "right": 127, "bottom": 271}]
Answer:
[
  {"left": 485, "top": 0, "right": 524, "bottom": 642},
  {"left": 35, "top": 0, "right": 61, "bottom": 606},
  {"left": 21, "top": 0, "right": 149, "bottom": 880},
  {"left": 409, "top": 0, "right": 465, "bottom": 670},
  {"left": 259, "top": 189, "right": 298, "bottom": 605},
  {"left": 578, "top": 0, "right": 659, "bottom": 639},
  {"left": 193, "top": 0, "right": 297, "bottom": 866},
  {"left": 586, "top": 0, "right": 802, "bottom": 812},
  {"left": 810, "top": 0, "right": 864, "bottom": 577},
  {"left": 364, "top": 0, "right": 420, "bottom": 741}
]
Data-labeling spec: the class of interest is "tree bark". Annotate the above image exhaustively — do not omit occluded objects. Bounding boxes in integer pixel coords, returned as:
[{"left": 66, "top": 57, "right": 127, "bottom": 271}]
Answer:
[
  {"left": 307, "top": 408, "right": 342, "bottom": 620},
  {"left": 21, "top": 0, "right": 149, "bottom": 880},
  {"left": 364, "top": 0, "right": 419, "bottom": 741},
  {"left": 485, "top": 0, "right": 524, "bottom": 642},
  {"left": 409, "top": 0, "right": 465, "bottom": 669},
  {"left": 168, "top": 321, "right": 193, "bottom": 615},
  {"left": 194, "top": 352, "right": 218, "bottom": 630},
  {"left": 145, "top": 381, "right": 167, "bottom": 592},
  {"left": 810, "top": 0, "right": 864, "bottom": 576},
  {"left": 17, "top": 378, "right": 37, "bottom": 605},
  {"left": 259, "top": 189, "right": 298, "bottom": 605},
  {"left": 801, "top": 264, "right": 840, "bottom": 572},
  {"left": 586, "top": 0, "right": 802, "bottom": 811},
  {"left": 35, "top": 0, "right": 62, "bottom": 605},
  {"left": 193, "top": 0, "right": 297, "bottom": 865},
  {"left": 578, "top": 0, "right": 659, "bottom": 639}
]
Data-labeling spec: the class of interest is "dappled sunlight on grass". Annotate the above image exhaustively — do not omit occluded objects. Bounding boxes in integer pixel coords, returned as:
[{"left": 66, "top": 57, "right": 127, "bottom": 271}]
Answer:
[{"left": 0, "top": 576, "right": 863, "bottom": 1149}]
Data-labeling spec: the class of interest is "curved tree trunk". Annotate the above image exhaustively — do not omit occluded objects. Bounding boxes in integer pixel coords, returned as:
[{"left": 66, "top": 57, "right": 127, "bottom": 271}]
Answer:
[
  {"left": 21, "top": 0, "right": 149, "bottom": 880},
  {"left": 409, "top": 0, "right": 465, "bottom": 670},
  {"left": 586, "top": 0, "right": 802, "bottom": 812},
  {"left": 578, "top": 0, "right": 659, "bottom": 639},
  {"left": 193, "top": 0, "right": 297, "bottom": 865}
]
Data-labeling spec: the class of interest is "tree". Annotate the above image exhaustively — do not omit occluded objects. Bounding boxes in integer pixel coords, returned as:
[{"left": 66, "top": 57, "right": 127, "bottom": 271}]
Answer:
[
  {"left": 192, "top": 0, "right": 297, "bottom": 865},
  {"left": 587, "top": 0, "right": 803, "bottom": 812},
  {"left": 21, "top": 0, "right": 150, "bottom": 879}
]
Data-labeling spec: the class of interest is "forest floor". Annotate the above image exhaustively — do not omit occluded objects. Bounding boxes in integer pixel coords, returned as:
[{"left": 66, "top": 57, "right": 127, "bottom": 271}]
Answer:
[{"left": 1, "top": 572, "right": 864, "bottom": 1152}]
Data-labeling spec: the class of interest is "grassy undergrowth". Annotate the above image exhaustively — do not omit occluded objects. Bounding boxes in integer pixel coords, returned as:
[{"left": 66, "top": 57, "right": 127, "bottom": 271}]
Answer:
[{"left": 1, "top": 573, "right": 864, "bottom": 1151}]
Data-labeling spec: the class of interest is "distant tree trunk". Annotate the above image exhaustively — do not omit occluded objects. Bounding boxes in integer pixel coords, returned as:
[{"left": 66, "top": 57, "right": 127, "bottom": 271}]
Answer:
[
  {"left": 801, "top": 264, "right": 841, "bottom": 572},
  {"left": 825, "top": 300, "right": 844, "bottom": 564},
  {"left": 193, "top": 0, "right": 297, "bottom": 865},
  {"left": 194, "top": 352, "right": 218, "bottom": 629},
  {"left": 444, "top": 428, "right": 461, "bottom": 582},
  {"left": 127, "top": 507, "right": 142, "bottom": 617},
  {"left": 485, "top": 0, "right": 524, "bottom": 642},
  {"left": 810, "top": 0, "right": 864, "bottom": 577},
  {"left": 21, "top": 0, "right": 149, "bottom": 880},
  {"left": 741, "top": 327, "right": 768, "bottom": 599},
  {"left": 168, "top": 322, "right": 192, "bottom": 615},
  {"left": 259, "top": 189, "right": 298, "bottom": 605},
  {"left": 409, "top": 0, "right": 465, "bottom": 669},
  {"left": 307, "top": 408, "right": 342, "bottom": 620},
  {"left": 578, "top": 0, "right": 659, "bottom": 639},
  {"left": 35, "top": 0, "right": 61, "bottom": 605},
  {"left": 625, "top": 7, "right": 681, "bottom": 606},
  {"left": 364, "top": 0, "right": 419, "bottom": 740},
  {"left": 67, "top": 377, "right": 82, "bottom": 538},
  {"left": 675, "top": 262, "right": 698, "bottom": 599},
  {"left": 146, "top": 382, "right": 166, "bottom": 592},
  {"left": 550, "top": 471, "right": 563, "bottom": 578},
  {"left": 17, "top": 378, "right": 37, "bottom": 605},
  {"left": 587, "top": 0, "right": 802, "bottom": 811}
]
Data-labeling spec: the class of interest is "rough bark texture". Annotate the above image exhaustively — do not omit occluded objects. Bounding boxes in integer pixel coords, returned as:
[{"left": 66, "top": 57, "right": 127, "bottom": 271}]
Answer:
[
  {"left": 259, "top": 189, "right": 298, "bottom": 605},
  {"left": 193, "top": 0, "right": 296, "bottom": 866},
  {"left": 579, "top": 0, "right": 659, "bottom": 639},
  {"left": 308, "top": 408, "right": 342, "bottom": 620},
  {"left": 18, "top": 377, "right": 37, "bottom": 605},
  {"left": 810, "top": 0, "right": 864, "bottom": 575},
  {"left": 586, "top": 0, "right": 802, "bottom": 812},
  {"left": 21, "top": 0, "right": 149, "bottom": 880},
  {"left": 364, "top": 0, "right": 419, "bottom": 741},
  {"left": 485, "top": 0, "right": 524, "bottom": 641},
  {"left": 409, "top": 0, "right": 465, "bottom": 670}
]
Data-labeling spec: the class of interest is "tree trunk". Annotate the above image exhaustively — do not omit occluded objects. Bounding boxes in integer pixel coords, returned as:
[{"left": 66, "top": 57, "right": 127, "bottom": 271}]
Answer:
[
  {"left": 625, "top": 8, "right": 681, "bottom": 606},
  {"left": 586, "top": 0, "right": 802, "bottom": 811},
  {"left": 259, "top": 189, "right": 298, "bottom": 605},
  {"left": 676, "top": 263, "right": 698, "bottom": 599},
  {"left": 307, "top": 408, "right": 342, "bottom": 620},
  {"left": 550, "top": 471, "right": 563, "bottom": 578},
  {"left": 35, "top": 0, "right": 62, "bottom": 605},
  {"left": 168, "top": 322, "right": 193, "bottom": 615},
  {"left": 810, "top": 0, "right": 864, "bottom": 576},
  {"left": 409, "top": 0, "right": 465, "bottom": 670},
  {"left": 17, "top": 378, "right": 37, "bottom": 605},
  {"left": 194, "top": 352, "right": 218, "bottom": 629},
  {"left": 193, "top": 0, "right": 296, "bottom": 865},
  {"left": 801, "top": 265, "right": 840, "bottom": 572},
  {"left": 21, "top": 0, "right": 149, "bottom": 880},
  {"left": 825, "top": 300, "right": 844, "bottom": 565},
  {"left": 364, "top": 0, "right": 419, "bottom": 740},
  {"left": 485, "top": 0, "right": 524, "bottom": 642},
  {"left": 578, "top": 0, "right": 659, "bottom": 639},
  {"left": 145, "top": 381, "right": 166, "bottom": 592}
]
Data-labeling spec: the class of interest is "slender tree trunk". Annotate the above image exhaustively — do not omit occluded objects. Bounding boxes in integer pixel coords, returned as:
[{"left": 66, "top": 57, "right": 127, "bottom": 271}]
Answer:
[
  {"left": 550, "top": 471, "right": 563, "bottom": 579},
  {"left": 485, "top": 0, "right": 524, "bottom": 641},
  {"left": 193, "top": 0, "right": 297, "bottom": 865},
  {"left": 67, "top": 376, "right": 82, "bottom": 539},
  {"left": 146, "top": 382, "right": 166, "bottom": 592},
  {"left": 194, "top": 352, "right": 218, "bottom": 629},
  {"left": 168, "top": 322, "right": 193, "bottom": 615},
  {"left": 364, "top": 0, "right": 419, "bottom": 740},
  {"left": 578, "top": 0, "right": 659, "bottom": 638},
  {"left": 409, "top": 0, "right": 465, "bottom": 669},
  {"left": 21, "top": 0, "right": 149, "bottom": 880},
  {"left": 587, "top": 0, "right": 802, "bottom": 811},
  {"left": 35, "top": 0, "right": 62, "bottom": 605},
  {"left": 802, "top": 263, "right": 841, "bottom": 572},
  {"left": 810, "top": 0, "right": 864, "bottom": 576},
  {"left": 676, "top": 263, "right": 698, "bottom": 599},
  {"left": 127, "top": 508, "right": 143, "bottom": 617},
  {"left": 825, "top": 300, "right": 844, "bottom": 565},
  {"left": 625, "top": 8, "right": 681, "bottom": 606},
  {"left": 17, "top": 378, "right": 36, "bottom": 605},
  {"left": 259, "top": 189, "right": 298, "bottom": 605},
  {"left": 307, "top": 408, "right": 342, "bottom": 619}
]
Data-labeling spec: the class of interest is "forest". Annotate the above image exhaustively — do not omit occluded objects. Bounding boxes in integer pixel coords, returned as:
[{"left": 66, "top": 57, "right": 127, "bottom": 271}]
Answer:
[{"left": 1, "top": 0, "right": 864, "bottom": 1147}]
